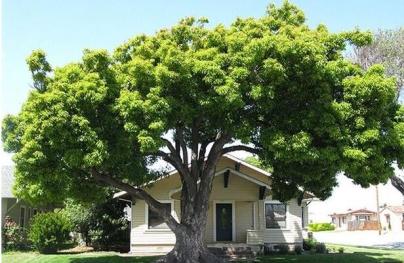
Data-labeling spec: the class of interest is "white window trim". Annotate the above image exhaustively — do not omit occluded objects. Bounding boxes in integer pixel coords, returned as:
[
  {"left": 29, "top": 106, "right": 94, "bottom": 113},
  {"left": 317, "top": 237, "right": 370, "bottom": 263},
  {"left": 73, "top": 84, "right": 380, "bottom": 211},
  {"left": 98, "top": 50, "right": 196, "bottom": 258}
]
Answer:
[
  {"left": 144, "top": 200, "right": 177, "bottom": 232},
  {"left": 264, "top": 200, "right": 289, "bottom": 230},
  {"left": 20, "top": 205, "right": 26, "bottom": 228},
  {"left": 213, "top": 200, "right": 236, "bottom": 242}
]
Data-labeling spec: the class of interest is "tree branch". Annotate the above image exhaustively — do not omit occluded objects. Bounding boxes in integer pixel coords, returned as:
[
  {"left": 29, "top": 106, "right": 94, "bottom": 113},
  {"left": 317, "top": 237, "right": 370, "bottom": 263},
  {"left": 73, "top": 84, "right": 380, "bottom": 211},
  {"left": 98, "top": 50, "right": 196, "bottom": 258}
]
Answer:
[
  {"left": 90, "top": 169, "right": 179, "bottom": 230},
  {"left": 176, "top": 126, "right": 188, "bottom": 166},
  {"left": 221, "top": 145, "right": 260, "bottom": 155}
]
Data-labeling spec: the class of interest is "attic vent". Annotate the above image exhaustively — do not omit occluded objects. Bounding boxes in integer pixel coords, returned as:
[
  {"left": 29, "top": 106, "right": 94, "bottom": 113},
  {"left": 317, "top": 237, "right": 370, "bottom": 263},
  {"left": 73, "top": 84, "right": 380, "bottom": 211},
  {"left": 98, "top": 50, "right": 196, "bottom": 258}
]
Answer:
[{"left": 235, "top": 162, "right": 241, "bottom": 171}]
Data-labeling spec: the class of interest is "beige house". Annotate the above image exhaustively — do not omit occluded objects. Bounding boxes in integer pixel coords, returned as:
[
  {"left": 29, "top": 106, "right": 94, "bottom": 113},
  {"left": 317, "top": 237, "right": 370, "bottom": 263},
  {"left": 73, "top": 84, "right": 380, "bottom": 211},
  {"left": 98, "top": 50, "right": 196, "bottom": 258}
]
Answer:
[
  {"left": 380, "top": 206, "right": 404, "bottom": 232},
  {"left": 330, "top": 208, "right": 377, "bottom": 231},
  {"left": 115, "top": 155, "right": 311, "bottom": 255}
]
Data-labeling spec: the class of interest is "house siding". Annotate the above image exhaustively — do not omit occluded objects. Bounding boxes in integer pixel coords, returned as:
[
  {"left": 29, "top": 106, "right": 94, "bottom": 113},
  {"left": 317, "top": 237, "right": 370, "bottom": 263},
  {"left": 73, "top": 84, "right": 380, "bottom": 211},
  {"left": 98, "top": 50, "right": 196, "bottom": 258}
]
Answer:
[
  {"left": 129, "top": 156, "right": 306, "bottom": 253},
  {"left": 248, "top": 198, "right": 303, "bottom": 245}
]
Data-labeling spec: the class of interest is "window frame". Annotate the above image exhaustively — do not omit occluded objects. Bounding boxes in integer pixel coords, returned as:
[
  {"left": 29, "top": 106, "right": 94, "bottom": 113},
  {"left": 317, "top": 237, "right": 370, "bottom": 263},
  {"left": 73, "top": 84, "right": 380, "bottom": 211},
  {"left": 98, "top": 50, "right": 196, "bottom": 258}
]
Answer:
[
  {"left": 145, "top": 200, "right": 176, "bottom": 231},
  {"left": 264, "top": 201, "right": 288, "bottom": 229},
  {"left": 20, "top": 206, "right": 26, "bottom": 228}
]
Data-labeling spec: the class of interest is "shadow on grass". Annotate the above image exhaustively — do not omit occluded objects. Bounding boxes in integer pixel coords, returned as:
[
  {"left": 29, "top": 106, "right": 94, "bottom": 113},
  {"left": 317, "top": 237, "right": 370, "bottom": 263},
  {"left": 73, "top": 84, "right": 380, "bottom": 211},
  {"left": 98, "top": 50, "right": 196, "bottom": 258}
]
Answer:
[
  {"left": 256, "top": 252, "right": 402, "bottom": 263},
  {"left": 70, "top": 255, "right": 157, "bottom": 263}
]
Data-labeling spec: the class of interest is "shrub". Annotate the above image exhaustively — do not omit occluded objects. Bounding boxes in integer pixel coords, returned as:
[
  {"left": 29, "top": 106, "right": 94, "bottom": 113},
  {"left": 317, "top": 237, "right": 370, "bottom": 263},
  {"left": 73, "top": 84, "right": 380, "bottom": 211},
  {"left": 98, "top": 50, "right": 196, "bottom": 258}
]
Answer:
[
  {"left": 28, "top": 211, "right": 72, "bottom": 253},
  {"left": 308, "top": 223, "right": 335, "bottom": 232},
  {"left": 2, "top": 217, "right": 30, "bottom": 250},
  {"left": 87, "top": 199, "right": 130, "bottom": 252},
  {"left": 294, "top": 245, "right": 303, "bottom": 255},
  {"left": 63, "top": 199, "right": 92, "bottom": 246},
  {"left": 276, "top": 244, "right": 289, "bottom": 254},
  {"left": 303, "top": 238, "right": 317, "bottom": 251},
  {"left": 338, "top": 247, "right": 345, "bottom": 254},
  {"left": 315, "top": 242, "right": 327, "bottom": 254}
]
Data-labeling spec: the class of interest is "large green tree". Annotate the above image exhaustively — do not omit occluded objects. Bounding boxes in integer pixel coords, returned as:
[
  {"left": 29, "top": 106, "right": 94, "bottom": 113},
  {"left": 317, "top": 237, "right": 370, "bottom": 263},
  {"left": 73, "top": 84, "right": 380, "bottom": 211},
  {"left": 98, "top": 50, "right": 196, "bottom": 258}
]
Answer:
[
  {"left": 2, "top": 2, "right": 403, "bottom": 262},
  {"left": 351, "top": 28, "right": 404, "bottom": 195}
]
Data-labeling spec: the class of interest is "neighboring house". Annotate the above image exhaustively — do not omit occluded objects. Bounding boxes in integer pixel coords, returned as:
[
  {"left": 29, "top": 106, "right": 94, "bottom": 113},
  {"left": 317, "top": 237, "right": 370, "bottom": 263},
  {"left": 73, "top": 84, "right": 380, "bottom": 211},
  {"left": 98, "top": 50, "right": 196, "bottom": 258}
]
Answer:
[
  {"left": 380, "top": 205, "right": 404, "bottom": 232},
  {"left": 114, "top": 155, "right": 312, "bottom": 255},
  {"left": 1, "top": 166, "right": 41, "bottom": 229},
  {"left": 330, "top": 208, "right": 377, "bottom": 231}
]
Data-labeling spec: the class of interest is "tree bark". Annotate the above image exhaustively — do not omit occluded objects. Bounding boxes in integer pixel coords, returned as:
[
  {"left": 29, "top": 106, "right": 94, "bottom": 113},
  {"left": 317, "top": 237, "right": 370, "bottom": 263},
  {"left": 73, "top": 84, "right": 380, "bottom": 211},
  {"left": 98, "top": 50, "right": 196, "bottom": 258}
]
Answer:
[
  {"left": 156, "top": 224, "right": 223, "bottom": 263},
  {"left": 391, "top": 175, "right": 404, "bottom": 196}
]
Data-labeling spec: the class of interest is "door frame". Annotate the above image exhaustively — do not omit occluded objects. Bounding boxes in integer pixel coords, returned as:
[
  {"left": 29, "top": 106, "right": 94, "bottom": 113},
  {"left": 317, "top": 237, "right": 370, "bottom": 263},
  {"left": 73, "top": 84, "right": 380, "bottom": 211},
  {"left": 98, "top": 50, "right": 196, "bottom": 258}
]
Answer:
[{"left": 213, "top": 200, "right": 236, "bottom": 242}]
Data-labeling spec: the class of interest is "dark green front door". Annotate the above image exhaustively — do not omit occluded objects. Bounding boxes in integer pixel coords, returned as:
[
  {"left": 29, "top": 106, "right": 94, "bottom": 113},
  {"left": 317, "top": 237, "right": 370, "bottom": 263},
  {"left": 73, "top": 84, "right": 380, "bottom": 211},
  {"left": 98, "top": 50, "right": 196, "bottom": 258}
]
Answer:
[{"left": 216, "top": 203, "right": 232, "bottom": 241}]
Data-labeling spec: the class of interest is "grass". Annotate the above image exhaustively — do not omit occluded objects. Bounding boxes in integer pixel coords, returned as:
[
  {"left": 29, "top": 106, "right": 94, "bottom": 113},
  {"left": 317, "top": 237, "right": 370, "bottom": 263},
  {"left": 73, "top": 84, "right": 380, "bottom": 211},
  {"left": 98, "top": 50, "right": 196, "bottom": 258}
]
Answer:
[
  {"left": 2, "top": 245, "right": 404, "bottom": 263},
  {"left": 257, "top": 244, "right": 404, "bottom": 263},
  {"left": 2, "top": 251, "right": 156, "bottom": 263}
]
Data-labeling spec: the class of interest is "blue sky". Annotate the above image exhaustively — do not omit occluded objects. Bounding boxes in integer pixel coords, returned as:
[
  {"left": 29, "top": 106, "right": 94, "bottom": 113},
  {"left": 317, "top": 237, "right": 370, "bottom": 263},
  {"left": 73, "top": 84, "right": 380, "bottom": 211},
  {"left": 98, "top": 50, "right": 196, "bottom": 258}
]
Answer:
[
  {"left": 1, "top": 0, "right": 403, "bottom": 164},
  {"left": 2, "top": 0, "right": 404, "bottom": 116}
]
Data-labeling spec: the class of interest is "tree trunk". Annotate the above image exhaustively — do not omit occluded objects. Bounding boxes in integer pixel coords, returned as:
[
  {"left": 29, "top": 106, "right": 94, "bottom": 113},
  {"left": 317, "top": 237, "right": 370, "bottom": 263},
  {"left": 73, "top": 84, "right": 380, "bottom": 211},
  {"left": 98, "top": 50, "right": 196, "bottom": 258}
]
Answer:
[{"left": 155, "top": 225, "right": 224, "bottom": 263}]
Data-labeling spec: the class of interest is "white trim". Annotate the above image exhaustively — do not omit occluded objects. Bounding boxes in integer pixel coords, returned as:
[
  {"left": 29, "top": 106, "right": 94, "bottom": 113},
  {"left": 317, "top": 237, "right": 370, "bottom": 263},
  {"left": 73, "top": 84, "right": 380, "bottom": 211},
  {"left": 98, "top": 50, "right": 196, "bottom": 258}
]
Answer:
[
  {"left": 144, "top": 200, "right": 177, "bottom": 231},
  {"left": 223, "top": 154, "right": 271, "bottom": 177},
  {"left": 20, "top": 205, "right": 26, "bottom": 228},
  {"left": 264, "top": 200, "right": 289, "bottom": 230},
  {"left": 253, "top": 201, "right": 257, "bottom": 230},
  {"left": 213, "top": 200, "right": 236, "bottom": 242},
  {"left": 169, "top": 168, "right": 270, "bottom": 198}
]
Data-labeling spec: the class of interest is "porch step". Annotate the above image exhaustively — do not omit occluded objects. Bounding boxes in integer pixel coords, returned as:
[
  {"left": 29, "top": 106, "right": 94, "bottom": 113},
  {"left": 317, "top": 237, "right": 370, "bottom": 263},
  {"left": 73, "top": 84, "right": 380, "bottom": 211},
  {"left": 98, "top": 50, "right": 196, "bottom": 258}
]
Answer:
[{"left": 208, "top": 246, "right": 256, "bottom": 261}]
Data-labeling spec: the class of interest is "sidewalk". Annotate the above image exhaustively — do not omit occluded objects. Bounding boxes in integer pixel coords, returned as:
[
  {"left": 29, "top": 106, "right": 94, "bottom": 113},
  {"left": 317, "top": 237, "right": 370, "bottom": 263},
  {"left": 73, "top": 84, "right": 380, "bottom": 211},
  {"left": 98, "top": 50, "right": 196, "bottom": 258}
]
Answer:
[{"left": 313, "top": 230, "right": 404, "bottom": 249}]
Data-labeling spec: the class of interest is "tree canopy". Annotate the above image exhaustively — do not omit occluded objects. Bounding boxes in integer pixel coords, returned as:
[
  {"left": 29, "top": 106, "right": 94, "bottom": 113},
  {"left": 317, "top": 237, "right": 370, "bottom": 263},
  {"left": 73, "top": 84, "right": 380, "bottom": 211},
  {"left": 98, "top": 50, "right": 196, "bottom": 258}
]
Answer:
[{"left": 2, "top": 1, "right": 403, "bottom": 205}]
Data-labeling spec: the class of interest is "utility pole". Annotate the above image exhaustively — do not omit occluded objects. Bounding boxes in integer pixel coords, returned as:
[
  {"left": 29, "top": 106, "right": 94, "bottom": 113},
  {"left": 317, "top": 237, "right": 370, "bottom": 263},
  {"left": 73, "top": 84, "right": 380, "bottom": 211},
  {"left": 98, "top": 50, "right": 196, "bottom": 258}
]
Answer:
[{"left": 376, "top": 185, "right": 381, "bottom": 235}]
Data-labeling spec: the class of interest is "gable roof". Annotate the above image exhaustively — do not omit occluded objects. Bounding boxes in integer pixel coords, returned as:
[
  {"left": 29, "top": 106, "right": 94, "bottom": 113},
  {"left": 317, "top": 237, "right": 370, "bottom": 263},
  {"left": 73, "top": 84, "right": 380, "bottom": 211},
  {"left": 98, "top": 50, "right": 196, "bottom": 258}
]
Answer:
[
  {"left": 113, "top": 154, "right": 270, "bottom": 199},
  {"left": 330, "top": 208, "right": 376, "bottom": 216},
  {"left": 383, "top": 206, "right": 404, "bottom": 214},
  {"left": 1, "top": 166, "right": 15, "bottom": 198}
]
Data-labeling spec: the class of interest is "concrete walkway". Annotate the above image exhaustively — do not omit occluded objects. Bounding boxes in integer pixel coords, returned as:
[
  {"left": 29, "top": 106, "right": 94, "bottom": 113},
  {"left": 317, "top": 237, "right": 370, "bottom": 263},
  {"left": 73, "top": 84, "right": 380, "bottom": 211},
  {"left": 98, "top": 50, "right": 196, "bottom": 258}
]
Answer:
[{"left": 313, "top": 230, "right": 404, "bottom": 249}]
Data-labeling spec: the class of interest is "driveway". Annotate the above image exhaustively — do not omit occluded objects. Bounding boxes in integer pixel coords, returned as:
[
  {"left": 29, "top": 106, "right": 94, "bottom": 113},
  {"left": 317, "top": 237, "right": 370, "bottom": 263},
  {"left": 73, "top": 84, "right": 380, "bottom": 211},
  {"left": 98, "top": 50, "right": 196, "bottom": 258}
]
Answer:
[{"left": 313, "top": 230, "right": 404, "bottom": 249}]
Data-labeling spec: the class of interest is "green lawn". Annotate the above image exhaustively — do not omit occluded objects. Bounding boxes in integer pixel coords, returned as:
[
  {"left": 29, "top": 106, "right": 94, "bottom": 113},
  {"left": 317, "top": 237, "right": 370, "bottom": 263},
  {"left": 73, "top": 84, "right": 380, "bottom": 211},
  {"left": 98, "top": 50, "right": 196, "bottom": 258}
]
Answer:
[
  {"left": 2, "top": 251, "right": 156, "bottom": 263},
  {"left": 3, "top": 245, "right": 404, "bottom": 263}
]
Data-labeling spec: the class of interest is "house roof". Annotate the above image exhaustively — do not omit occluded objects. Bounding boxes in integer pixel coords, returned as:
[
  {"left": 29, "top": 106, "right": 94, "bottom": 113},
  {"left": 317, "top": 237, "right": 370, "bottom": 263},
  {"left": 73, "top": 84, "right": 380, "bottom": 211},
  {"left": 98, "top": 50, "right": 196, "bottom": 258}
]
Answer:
[
  {"left": 113, "top": 154, "right": 315, "bottom": 200},
  {"left": 383, "top": 206, "right": 404, "bottom": 214},
  {"left": 330, "top": 208, "right": 376, "bottom": 217},
  {"left": 1, "top": 166, "right": 15, "bottom": 198},
  {"left": 114, "top": 154, "right": 267, "bottom": 199}
]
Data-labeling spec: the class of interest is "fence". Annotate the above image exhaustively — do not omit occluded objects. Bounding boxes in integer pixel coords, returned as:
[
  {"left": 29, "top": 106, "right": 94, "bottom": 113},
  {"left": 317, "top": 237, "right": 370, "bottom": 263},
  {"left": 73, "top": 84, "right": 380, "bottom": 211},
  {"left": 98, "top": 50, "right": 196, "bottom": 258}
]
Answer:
[{"left": 347, "top": 220, "right": 379, "bottom": 231}]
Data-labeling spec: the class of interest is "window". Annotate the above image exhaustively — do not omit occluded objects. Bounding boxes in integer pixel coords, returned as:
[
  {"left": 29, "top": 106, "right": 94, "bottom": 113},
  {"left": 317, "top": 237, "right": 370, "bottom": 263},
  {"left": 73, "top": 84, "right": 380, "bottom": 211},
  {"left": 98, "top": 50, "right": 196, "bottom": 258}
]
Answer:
[
  {"left": 342, "top": 216, "right": 346, "bottom": 224},
  {"left": 265, "top": 202, "right": 287, "bottom": 229},
  {"left": 27, "top": 208, "right": 32, "bottom": 221},
  {"left": 20, "top": 207, "right": 26, "bottom": 228},
  {"left": 33, "top": 209, "right": 38, "bottom": 216},
  {"left": 148, "top": 202, "right": 172, "bottom": 229}
]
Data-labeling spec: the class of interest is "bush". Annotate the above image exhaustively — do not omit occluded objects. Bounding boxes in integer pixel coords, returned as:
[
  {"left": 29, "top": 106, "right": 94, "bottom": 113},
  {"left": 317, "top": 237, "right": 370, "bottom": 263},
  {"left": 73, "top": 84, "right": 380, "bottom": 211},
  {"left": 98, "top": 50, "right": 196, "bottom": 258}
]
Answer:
[
  {"left": 303, "top": 238, "right": 317, "bottom": 251},
  {"left": 62, "top": 198, "right": 129, "bottom": 252},
  {"left": 2, "top": 217, "right": 30, "bottom": 250},
  {"left": 338, "top": 247, "right": 344, "bottom": 254},
  {"left": 308, "top": 223, "right": 335, "bottom": 232},
  {"left": 28, "top": 211, "right": 72, "bottom": 253},
  {"left": 276, "top": 244, "right": 289, "bottom": 254},
  {"left": 315, "top": 242, "right": 327, "bottom": 254},
  {"left": 87, "top": 199, "right": 130, "bottom": 252},
  {"left": 294, "top": 245, "right": 303, "bottom": 255}
]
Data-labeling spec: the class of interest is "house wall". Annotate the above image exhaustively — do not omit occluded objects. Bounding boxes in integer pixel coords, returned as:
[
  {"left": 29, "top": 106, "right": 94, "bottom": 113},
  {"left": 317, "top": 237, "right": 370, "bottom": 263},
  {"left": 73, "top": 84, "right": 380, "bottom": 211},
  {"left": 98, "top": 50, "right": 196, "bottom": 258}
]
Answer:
[
  {"left": 130, "top": 156, "right": 305, "bottom": 254},
  {"left": 1, "top": 198, "right": 37, "bottom": 228},
  {"left": 380, "top": 209, "right": 404, "bottom": 232},
  {"left": 247, "top": 198, "right": 303, "bottom": 245}
]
